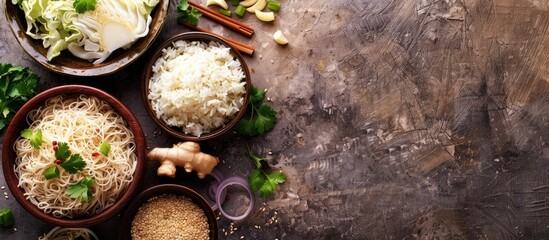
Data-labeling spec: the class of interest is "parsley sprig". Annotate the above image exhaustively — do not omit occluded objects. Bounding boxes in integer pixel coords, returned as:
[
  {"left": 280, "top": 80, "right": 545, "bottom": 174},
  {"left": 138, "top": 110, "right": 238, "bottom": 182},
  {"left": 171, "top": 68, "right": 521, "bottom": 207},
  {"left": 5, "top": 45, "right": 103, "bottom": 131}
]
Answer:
[
  {"left": 73, "top": 0, "right": 96, "bottom": 13},
  {"left": 247, "top": 145, "right": 286, "bottom": 197},
  {"left": 0, "top": 64, "right": 39, "bottom": 130},
  {"left": 66, "top": 176, "right": 95, "bottom": 203},
  {"left": 56, "top": 142, "right": 86, "bottom": 174},
  {"left": 21, "top": 129, "right": 42, "bottom": 149},
  {"left": 237, "top": 87, "right": 277, "bottom": 137},
  {"left": 177, "top": 0, "right": 202, "bottom": 26}
]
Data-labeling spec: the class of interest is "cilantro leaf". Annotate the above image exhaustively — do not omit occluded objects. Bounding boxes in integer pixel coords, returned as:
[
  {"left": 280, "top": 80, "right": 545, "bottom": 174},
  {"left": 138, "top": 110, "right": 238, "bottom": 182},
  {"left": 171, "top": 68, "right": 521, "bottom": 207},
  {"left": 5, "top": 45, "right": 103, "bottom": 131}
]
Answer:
[
  {"left": 0, "top": 64, "right": 39, "bottom": 131},
  {"left": 73, "top": 0, "right": 96, "bottom": 13},
  {"left": 255, "top": 104, "right": 277, "bottom": 134},
  {"left": 99, "top": 142, "right": 110, "bottom": 156},
  {"left": 258, "top": 171, "right": 286, "bottom": 197},
  {"left": 236, "top": 119, "right": 258, "bottom": 137},
  {"left": 66, "top": 176, "right": 94, "bottom": 203},
  {"left": 248, "top": 169, "right": 265, "bottom": 192},
  {"left": 60, "top": 153, "right": 86, "bottom": 174},
  {"left": 246, "top": 144, "right": 266, "bottom": 168},
  {"left": 55, "top": 142, "right": 71, "bottom": 161},
  {"left": 267, "top": 171, "right": 286, "bottom": 185},
  {"left": 176, "top": 0, "right": 202, "bottom": 26},
  {"left": 247, "top": 148, "right": 286, "bottom": 197},
  {"left": 237, "top": 85, "right": 277, "bottom": 137},
  {"left": 21, "top": 128, "right": 42, "bottom": 149},
  {"left": 250, "top": 87, "right": 265, "bottom": 104}
]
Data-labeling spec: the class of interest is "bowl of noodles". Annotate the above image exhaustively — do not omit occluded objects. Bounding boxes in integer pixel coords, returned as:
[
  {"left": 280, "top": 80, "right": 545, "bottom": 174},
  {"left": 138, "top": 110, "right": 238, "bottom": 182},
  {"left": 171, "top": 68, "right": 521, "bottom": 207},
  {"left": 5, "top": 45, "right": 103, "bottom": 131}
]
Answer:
[
  {"left": 5, "top": 0, "right": 169, "bottom": 77},
  {"left": 1, "top": 85, "right": 147, "bottom": 227}
]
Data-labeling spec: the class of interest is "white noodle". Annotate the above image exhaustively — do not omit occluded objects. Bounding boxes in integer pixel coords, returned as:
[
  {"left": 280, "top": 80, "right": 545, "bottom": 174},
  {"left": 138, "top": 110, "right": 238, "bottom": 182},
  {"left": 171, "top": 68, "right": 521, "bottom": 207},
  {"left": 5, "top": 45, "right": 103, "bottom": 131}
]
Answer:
[
  {"left": 14, "top": 95, "right": 136, "bottom": 218},
  {"left": 39, "top": 226, "right": 99, "bottom": 240}
]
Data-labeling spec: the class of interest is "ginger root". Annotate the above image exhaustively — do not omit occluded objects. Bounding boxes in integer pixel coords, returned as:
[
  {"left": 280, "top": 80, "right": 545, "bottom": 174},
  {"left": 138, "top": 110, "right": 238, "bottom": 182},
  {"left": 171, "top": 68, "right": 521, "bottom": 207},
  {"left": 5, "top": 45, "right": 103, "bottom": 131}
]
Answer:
[{"left": 147, "top": 142, "right": 219, "bottom": 179}]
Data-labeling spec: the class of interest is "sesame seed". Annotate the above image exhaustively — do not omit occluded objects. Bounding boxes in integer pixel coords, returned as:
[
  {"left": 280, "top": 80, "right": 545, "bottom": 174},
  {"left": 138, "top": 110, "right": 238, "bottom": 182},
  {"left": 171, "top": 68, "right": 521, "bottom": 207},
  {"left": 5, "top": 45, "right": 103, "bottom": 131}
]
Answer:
[
  {"left": 131, "top": 195, "right": 209, "bottom": 240},
  {"left": 1, "top": 186, "right": 5, "bottom": 190}
]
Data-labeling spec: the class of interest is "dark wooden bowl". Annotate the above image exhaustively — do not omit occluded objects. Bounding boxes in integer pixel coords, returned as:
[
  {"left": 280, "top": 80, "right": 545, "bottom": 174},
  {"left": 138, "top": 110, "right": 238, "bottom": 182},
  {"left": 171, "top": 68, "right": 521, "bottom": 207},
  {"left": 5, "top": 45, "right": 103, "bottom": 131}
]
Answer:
[
  {"left": 119, "top": 184, "right": 219, "bottom": 240},
  {"left": 1, "top": 85, "right": 147, "bottom": 227},
  {"left": 142, "top": 32, "right": 251, "bottom": 141},
  {"left": 5, "top": 0, "right": 169, "bottom": 77}
]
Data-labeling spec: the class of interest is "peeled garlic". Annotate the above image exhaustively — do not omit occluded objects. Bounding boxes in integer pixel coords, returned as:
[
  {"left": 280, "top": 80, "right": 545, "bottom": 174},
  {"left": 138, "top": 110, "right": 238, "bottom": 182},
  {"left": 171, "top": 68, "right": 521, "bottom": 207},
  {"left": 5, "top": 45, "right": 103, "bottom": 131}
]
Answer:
[
  {"left": 206, "top": 0, "right": 228, "bottom": 9},
  {"left": 246, "top": 0, "right": 266, "bottom": 13},
  {"left": 255, "top": 10, "right": 275, "bottom": 22},
  {"left": 239, "top": 0, "right": 258, "bottom": 7},
  {"left": 273, "top": 30, "right": 288, "bottom": 45}
]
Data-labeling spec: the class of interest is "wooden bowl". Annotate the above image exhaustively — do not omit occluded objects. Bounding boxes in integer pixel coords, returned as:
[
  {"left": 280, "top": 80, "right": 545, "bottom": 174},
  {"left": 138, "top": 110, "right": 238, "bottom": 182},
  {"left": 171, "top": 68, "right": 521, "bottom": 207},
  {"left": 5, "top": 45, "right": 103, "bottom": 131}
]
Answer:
[
  {"left": 119, "top": 184, "right": 219, "bottom": 240},
  {"left": 1, "top": 85, "right": 147, "bottom": 227},
  {"left": 142, "top": 32, "right": 251, "bottom": 141},
  {"left": 5, "top": 0, "right": 169, "bottom": 77}
]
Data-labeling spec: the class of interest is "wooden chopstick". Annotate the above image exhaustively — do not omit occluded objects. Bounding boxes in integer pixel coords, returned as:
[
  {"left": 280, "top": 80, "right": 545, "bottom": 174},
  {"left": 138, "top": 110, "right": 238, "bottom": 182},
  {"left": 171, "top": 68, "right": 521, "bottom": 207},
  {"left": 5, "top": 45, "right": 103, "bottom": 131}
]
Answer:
[
  {"left": 189, "top": 1, "right": 254, "bottom": 38},
  {"left": 178, "top": 21, "right": 255, "bottom": 56}
]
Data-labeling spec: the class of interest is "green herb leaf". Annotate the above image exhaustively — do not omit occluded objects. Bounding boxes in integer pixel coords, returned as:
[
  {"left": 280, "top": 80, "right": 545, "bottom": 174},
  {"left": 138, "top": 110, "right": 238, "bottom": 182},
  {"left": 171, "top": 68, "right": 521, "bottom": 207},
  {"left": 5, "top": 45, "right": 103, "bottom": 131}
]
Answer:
[
  {"left": 255, "top": 104, "right": 277, "bottom": 134},
  {"left": 236, "top": 119, "right": 258, "bottom": 137},
  {"left": 259, "top": 171, "right": 286, "bottom": 197},
  {"left": 99, "top": 142, "right": 110, "bottom": 156},
  {"left": 66, "top": 176, "right": 94, "bottom": 203},
  {"left": 250, "top": 86, "right": 265, "bottom": 104},
  {"left": 55, "top": 142, "right": 71, "bottom": 161},
  {"left": 247, "top": 144, "right": 266, "bottom": 168},
  {"left": 236, "top": 86, "right": 277, "bottom": 137},
  {"left": 73, "top": 0, "right": 96, "bottom": 13},
  {"left": 21, "top": 128, "right": 42, "bottom": 149},
  {"left": 60, "top": 153, "right": 86, "bottom": 174},
  {"left": 43, "top": 165, "right": 59, "bottom": 180},
  {"left": 248, "top": 168, "right": 265, "bottom": 192},
  {"left": 176, "top": 0, "right": 202, "bottom": 26},
  {"left": 0, "top": 64, "right": 39, "bottom": 131},
  {"left": 267, "top": 171, "right": 286, "bottom": 185},
  {"left": 247, "top": 148, "right": 286, "bottom": 197}
]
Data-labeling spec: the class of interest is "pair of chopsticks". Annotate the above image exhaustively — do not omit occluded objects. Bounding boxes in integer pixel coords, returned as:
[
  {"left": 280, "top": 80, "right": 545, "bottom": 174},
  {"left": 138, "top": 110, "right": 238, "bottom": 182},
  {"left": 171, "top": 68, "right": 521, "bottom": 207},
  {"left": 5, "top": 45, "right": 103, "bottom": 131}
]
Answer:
[
  {"left": 178, "top": 21, "right": 255, "bottom": 56},
  {"left": 189, "top": 1, "right": 254, "bottom": 37},
  {"left": 180, "top": 1, "right": 255, "bottom": 56}
]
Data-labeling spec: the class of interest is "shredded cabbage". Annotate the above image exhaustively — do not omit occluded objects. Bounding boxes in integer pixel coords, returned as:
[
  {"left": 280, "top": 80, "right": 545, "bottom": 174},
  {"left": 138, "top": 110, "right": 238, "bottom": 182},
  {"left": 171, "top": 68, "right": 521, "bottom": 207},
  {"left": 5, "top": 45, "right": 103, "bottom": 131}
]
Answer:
[{"left": 14, "top": 0, "right": 159, "bottom": 64}]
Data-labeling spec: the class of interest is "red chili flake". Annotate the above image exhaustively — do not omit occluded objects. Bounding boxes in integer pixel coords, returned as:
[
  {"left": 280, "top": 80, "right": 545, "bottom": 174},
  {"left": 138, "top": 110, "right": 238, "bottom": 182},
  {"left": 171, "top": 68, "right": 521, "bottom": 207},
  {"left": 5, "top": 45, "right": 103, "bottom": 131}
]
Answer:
[
  {"left": 52, "top": 141, "right": 57, "bottom": 146},
  {"left": 95, "top": 128, "right": 100, "bottom": 133},
  {"left": 53, "top": 145, "right": 59, "bottom": 151},
  {"left": 54, "top": 159, "right": 62, "bottom": 164},
  {"left": 92, "top": 152, "right": 99, "bottom": 157}
]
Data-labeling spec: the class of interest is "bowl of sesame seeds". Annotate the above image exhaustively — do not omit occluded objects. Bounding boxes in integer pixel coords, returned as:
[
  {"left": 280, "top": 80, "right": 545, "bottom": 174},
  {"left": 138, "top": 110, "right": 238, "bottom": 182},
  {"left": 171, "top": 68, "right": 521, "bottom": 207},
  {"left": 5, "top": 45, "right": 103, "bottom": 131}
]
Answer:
[{"left": 119, "top": 184, "right": 218, "bottom": 240}]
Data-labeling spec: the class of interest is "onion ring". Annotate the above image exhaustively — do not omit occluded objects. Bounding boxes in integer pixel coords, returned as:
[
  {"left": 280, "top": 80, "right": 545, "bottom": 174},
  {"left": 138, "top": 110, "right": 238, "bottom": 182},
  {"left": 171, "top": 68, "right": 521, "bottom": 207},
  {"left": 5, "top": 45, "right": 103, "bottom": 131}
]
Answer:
[{"left": 213, "top": 176, "right": 255, "bottom": 221}]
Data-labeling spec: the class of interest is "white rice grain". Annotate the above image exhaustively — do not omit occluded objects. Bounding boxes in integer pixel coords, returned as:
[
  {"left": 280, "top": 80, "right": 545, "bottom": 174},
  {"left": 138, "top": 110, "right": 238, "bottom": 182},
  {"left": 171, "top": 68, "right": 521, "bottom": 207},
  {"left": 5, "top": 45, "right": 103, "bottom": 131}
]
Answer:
[{"left": 148, "top": 40, "right": 246, "bottom": 136}]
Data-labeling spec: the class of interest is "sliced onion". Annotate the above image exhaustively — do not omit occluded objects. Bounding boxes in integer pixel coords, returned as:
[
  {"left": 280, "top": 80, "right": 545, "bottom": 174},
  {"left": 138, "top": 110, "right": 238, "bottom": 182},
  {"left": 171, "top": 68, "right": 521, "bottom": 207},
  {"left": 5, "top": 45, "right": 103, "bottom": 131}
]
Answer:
[
  {"left": 208, "top": 169, "right": 225, "bottom": 202},
  {"left": 214, "top": 176, "right": 255, "bottom": 221}
]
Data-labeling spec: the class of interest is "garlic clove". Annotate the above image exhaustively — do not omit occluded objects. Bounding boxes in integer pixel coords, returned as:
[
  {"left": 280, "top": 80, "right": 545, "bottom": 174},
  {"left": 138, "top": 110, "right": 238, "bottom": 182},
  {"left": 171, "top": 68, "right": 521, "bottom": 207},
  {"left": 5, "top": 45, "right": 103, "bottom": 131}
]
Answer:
[
  {"left": 239, "top": 0, "right": 258, "bottom": 7},
  {"left": 246, "top": 0, "right": 266, "bottom": 13},
  {"left": 273, "top": 30, "right": 288, "bottom": 45},
  {"left": 255, "top": 10, "right": 275, "bottom": 22},
  {"left": 206, "top": 0, "right": 229, "bottom": 10}
]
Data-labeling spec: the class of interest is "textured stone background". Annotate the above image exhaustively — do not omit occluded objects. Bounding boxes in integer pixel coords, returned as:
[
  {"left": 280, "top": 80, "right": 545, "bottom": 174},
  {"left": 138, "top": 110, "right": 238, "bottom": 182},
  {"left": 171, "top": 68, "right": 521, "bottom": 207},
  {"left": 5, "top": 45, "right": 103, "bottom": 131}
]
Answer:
[{"left": 3, "top": 0, "right": 549, "bottom": 239}]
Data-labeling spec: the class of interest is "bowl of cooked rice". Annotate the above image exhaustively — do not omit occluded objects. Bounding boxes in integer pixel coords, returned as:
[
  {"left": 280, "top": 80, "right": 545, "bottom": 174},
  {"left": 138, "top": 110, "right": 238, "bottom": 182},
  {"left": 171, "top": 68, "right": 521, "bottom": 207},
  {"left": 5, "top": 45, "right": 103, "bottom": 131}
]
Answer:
[
  {"left": 5, "top": 0, "right": 169, "bottom": 77},
  {"left": 1, "top": 85, "right": 147, "bottom": 227},
  {"left": 142, "top": 32, "right": 251, "bottom": 141},
  {"left": 119, "top": 184, "right": 219, "bottom": 240}
]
